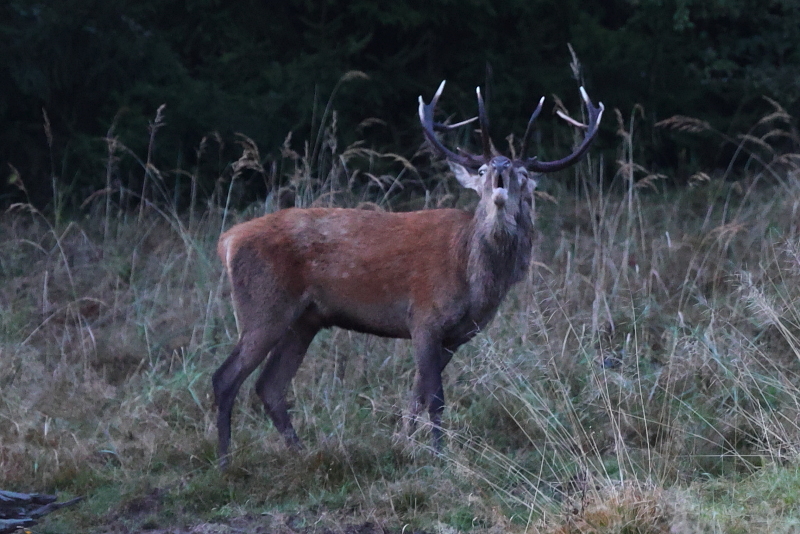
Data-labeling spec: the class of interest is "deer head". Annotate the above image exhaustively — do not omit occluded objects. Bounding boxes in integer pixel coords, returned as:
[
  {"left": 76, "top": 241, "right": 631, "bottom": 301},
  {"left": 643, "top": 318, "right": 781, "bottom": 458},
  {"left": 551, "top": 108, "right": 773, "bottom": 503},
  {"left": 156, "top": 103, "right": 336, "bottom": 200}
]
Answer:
[{"left": 419, "top": 81, "right": 604, "bottom": 217}]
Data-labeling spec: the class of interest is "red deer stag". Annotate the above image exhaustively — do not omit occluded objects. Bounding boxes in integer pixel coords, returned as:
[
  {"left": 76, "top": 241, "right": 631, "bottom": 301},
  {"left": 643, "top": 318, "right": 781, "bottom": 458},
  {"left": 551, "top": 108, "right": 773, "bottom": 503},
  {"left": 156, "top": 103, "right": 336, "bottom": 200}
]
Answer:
[{"left": 213, "top": 81, "right": 603, "bottom": 464}]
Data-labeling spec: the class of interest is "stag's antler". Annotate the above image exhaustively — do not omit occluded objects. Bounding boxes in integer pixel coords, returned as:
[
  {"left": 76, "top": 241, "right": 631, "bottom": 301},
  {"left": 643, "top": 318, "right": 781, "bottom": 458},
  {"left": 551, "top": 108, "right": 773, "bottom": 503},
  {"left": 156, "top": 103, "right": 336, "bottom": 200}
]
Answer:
[
  {"left": 418, "top": 81, "right": 485, "bottom": 168},
  {"left": 522, "top": 87, "right": 604, "bottom": 173},
  {"left": 519, "top": 96, "right": 545, "bottom": 161},
  {"left": 432, "top": 117, "right": 477, "bottom": 133},
  {"left": 475, "top": 87, "right": 492, "bottom": 159},
  {"left": 419, "top": 81, "right": 603, "bottom": 173}
]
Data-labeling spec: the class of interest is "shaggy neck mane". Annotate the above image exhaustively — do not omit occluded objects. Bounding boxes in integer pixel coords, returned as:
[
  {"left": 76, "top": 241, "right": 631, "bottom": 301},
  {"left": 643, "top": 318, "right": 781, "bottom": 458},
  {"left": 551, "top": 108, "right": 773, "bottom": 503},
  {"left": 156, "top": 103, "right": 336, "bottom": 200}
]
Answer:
[{"left": 464, "top": 201, "right": 534, "bottom": 321}]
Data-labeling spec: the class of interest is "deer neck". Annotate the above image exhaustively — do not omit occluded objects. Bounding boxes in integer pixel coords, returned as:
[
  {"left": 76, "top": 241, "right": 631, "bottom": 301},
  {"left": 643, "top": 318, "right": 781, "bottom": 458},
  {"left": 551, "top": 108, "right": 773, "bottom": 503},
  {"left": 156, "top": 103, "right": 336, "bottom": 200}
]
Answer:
[{"left": 465, "top": 200, "right": 534, "bottom": 320}]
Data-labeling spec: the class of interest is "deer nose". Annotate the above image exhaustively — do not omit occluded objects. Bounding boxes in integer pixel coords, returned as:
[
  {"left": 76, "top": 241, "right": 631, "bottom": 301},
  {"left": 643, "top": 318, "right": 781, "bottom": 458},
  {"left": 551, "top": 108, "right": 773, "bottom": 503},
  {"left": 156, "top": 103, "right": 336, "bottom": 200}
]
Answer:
[{"left": 491, "top": 157, "right": 511, "bottom": 174}]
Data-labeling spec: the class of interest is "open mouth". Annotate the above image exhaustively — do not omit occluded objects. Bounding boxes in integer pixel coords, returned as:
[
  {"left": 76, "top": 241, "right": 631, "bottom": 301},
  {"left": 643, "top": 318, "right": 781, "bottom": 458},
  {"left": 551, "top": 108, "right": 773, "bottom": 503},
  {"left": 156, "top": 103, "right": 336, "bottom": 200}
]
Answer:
[{"left": 492, "top": 181, "right": 508, "bottom": 207}]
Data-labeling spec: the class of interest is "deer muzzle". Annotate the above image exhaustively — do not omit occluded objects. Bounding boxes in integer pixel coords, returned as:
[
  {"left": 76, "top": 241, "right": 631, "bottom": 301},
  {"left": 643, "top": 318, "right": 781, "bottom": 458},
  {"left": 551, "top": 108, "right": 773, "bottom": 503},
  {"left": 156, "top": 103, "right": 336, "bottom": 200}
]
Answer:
[{"left": 490, "top": 156, "right": 511, "bottom": 207}]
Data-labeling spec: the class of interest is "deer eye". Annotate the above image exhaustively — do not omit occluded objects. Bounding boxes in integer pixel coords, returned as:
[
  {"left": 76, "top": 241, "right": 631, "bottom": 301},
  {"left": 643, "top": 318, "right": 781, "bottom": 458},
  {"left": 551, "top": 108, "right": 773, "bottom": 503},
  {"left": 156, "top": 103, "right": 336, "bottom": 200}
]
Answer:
[{"left": 478, "top": 165, "right": 488, "bottom": 176}]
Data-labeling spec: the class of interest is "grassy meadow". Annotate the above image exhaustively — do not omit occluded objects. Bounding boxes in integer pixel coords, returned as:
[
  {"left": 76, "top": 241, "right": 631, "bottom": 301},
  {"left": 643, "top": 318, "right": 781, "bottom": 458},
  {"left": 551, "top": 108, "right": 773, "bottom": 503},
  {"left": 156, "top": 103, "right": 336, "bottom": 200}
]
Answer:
[{"left": 4, "top": 100, "right": 800, "bottom": 533}]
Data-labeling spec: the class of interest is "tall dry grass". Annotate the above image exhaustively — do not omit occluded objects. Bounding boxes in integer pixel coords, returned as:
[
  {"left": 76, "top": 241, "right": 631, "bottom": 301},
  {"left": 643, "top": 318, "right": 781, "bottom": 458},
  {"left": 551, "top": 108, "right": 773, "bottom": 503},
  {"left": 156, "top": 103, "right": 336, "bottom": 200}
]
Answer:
[{"left": 3, "top": 86, "right": 800, "bottom": 532}]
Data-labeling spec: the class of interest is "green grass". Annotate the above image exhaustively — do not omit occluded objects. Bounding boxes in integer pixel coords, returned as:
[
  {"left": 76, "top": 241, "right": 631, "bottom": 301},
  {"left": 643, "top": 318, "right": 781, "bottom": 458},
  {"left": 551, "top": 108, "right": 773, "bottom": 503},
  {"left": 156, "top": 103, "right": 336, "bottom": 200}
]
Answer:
[{"left": 4, "top": 100, "right": 800, "bottom": 533}]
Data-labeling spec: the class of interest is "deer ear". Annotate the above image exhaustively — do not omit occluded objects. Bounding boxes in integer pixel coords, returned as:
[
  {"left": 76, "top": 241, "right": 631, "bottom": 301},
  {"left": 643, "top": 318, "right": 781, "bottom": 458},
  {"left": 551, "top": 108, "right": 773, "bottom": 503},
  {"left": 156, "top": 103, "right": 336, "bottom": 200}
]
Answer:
[
  {"left": 515, "top": 167, "right": 537, "bottom": 197},
  {"left": 517, "top": 168, "right": 537, "bottom": 194},
  {"left": 449, "top": 162, "right": 483, "bottom": 193}
]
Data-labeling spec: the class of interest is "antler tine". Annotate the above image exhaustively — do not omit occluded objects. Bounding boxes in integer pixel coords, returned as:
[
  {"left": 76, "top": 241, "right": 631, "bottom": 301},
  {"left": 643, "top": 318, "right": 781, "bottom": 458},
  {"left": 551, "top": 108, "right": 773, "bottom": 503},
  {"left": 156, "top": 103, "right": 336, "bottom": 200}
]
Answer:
[
  {"left": 418, "top": 81, "right": 484, "bottom": 168},
  {"left": 433, "top": 116, "right": 478, "bottom": 132},
  {"left": 476, "top": 87, "right": 492, "bottom": 158},
  {"left": 555, "top": 110, "right": 588, "bottom": 129},
  {"left": 524, "top": 86, "right": 604, "bottom": 173},
  {"left": 519, "top": 96, "right": 545, "bottom": 158}
]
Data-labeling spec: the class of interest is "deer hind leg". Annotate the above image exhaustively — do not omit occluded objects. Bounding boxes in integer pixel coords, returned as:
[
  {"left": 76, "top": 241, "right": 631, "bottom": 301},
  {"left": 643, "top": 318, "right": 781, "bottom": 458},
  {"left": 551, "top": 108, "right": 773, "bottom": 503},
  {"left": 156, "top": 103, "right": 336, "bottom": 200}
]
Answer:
[
  {"left": 409, "top": 330, "right": 446, "bottom": 450},
  {"left": 213, "top": 325, "right": 289, "bottom": 466},
  {"left": 254, "top": 310, "right": 320, "bottom": 449},
  {"left": 213, "top": 293, "right": 304, "bottom": 465},
  {"left": 214, "top": 244, "right": 310, "bottom": 466}
]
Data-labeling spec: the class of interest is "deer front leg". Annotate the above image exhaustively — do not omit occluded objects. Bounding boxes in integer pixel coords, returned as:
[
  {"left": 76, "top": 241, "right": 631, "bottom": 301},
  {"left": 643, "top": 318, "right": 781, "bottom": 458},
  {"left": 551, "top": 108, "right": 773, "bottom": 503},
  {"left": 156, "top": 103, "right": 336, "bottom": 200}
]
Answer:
[
  {"left": 409, "top": 330, "right": 446, "bottom": 450},
  {"left": 409, "top": 340, "right": 462, "bottom": 443}
]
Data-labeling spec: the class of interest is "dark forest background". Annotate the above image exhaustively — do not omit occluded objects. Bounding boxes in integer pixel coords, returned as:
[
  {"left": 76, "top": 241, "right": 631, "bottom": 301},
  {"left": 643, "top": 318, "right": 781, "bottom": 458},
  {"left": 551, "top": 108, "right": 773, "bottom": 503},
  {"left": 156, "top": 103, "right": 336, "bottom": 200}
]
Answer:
[{"left": 2, "top": 0, "right": 799, "bottom": 209}]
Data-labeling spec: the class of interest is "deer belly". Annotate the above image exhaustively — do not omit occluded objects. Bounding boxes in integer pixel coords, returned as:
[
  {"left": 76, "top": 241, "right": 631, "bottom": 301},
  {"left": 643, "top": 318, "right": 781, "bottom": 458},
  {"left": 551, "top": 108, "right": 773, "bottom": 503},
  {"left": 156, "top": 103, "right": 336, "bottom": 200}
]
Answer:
[{"left": 312, "top": 294, "right": 411, "bottom": 339}]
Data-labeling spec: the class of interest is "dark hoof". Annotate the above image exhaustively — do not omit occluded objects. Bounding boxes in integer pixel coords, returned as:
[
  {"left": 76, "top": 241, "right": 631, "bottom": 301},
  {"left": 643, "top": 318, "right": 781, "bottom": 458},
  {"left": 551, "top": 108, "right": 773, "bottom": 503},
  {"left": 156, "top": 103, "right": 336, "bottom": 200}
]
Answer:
[
  {"left": 217, "top": 454, "right": 230, "bottom": 470},
  {"left": 283, "top": 429, "right": 305, "bottom": 451}
]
